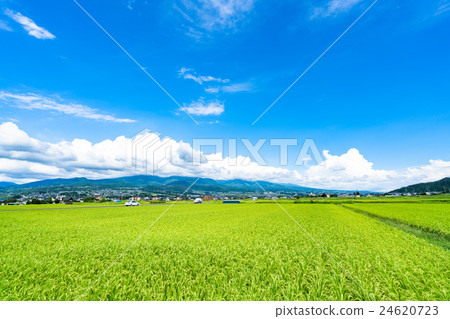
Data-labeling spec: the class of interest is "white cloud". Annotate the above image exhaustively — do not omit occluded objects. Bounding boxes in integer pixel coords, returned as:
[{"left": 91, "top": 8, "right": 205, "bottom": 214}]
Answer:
[
  {"left": 298, "top": 148, "right": 450, "bottom": 191},
  {"left": 180, "top": 98, "right": 224, "bottom": 115},
  {"left": 206, "top": 82, "right": 254, "bottom": 93},
  {"left": 0, "top": 19, "right": 12, "bottom": 31},
  {"left": 184, "top": 25, "right": 204, "bottom": 40},
  {"left": 179, "top": 67, "right": 252, "bottom": 93},
  {"left": 178, "top": 67, "right": 229, "bottom": 84},
  {"left": 176, "top": 0, "right": 255, "bottom": 32},
  {"left": 1, "top": 122, "right": 449, "bottom": 191},
  {"left": 204, "top": 87, "right": 220, "bottom": 93},
  {"left": 222, "top": 82, "right": 253, "bottom": 93},
  {"left": 0, "top": 122, "right": 129, "bottom": 183},
  {"left": 0, "top": 122, "right": 296, "bottom": 184},
  {"left": 311, "top": 0, "right": 362, "bottom": 19},
  {"left": 301, "top": 148, "right": 394, "bottom": 190},
  {"left": 4, "top": 9, "right": 55, "bottom": 39},
  {"left": 0, "top": 91, "right": 136, "bottom": 123}
]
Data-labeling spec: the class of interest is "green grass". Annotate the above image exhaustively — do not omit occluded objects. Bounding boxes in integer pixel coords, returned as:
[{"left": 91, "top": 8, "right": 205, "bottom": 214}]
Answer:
[{"left": 0, "top": 202, "right": 448, "bottom": 301}]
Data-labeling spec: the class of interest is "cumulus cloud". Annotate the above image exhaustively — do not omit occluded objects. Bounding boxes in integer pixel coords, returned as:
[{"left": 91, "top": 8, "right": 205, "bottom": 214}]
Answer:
[
  {"left": 298, "top": 149, "right": 450, "bottom": 191},
  {"left": 0, "top": 123, "right": 307, "bottom": 186},
  {"left": 175, "top": 0, "right": 255, "bottom": 32},
  {"left": 0, "top": 122, "right": 129, "bottom": 183},
  {"left": 1, "top": 122, "right": 449, "bottom": 191},
  {"left": 311, "top": 0, "right": 362, "bottom": 19},
  {"left": 178, "top": 67, "right": 229, "bottom": 85},
  {"left": 0, "top": 91, "right": 136, "bottom": 123},
  {"left": 4, "top": 9, "right": 55, "bottom": 39},
  {"left": 180, "top": 98, "right": 224, "bottom": 115},
  {"left": 301, "top": 148, "right": 394, "bottom": 190}
]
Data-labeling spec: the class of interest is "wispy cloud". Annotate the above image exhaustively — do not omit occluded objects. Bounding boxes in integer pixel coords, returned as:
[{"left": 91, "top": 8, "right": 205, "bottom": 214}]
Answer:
[
  {"left": 435, "top": 2, "right": 450, "bottom": 15},
  {"left": 173, "top": 4, "right": 194, "bottom": 23},
  {"left": 178, "top": 67, "right": 229, "bottom": 84},
  {"left": 206, "top": 82, "right": 254, "bottom": 93},
  {"left": 4, "top": 9, "right": 55, "bottom": 39},
  {"left": 311, "top": 0, "right": 362, "bottom": 19},
  {"left": 180, "top": 98, "right": 224, "bottom": 116},
  {"left": 204, "top": 87, "right": 220, "bottom": 93},
  {"left": 174, "top": 0, "right": 255, "bottom": 37},
  {"left": 179, "top": 67, "right": 252, "bottom": 93},
  {"left": 0, "top": 19, "right": 12, "bottom": 31},
  {"left": 184, "top": 25, "right": 204, "bottom": 40},
  {"left": 0, "top": 91, "right": 135, "bottom": 123},
  {"left": 127, "top": 0, "right": 136, "bottom": 10}
]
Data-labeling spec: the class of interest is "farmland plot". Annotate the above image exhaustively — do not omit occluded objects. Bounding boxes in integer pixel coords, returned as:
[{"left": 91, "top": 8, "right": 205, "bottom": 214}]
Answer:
[
  {"left": 342, "top": 203, "right": 450, "bottom": 237},
  {"left": 0, "top": 203, "right": 448, "bottom": 301}
]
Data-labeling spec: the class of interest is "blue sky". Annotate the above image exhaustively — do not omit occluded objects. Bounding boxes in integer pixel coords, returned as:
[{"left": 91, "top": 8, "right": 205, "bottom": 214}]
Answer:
[{"left": 0, "top": 0, "right": 449, "bottom": 190}]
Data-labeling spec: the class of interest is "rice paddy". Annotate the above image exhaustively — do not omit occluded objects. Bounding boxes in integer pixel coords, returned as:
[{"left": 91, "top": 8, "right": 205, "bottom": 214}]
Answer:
[
  {"left": 0, "top": 200, "right": 449, "bottom": 301},
  {"left": 342, "top": 203, "right": 450, "bottom": 237}
]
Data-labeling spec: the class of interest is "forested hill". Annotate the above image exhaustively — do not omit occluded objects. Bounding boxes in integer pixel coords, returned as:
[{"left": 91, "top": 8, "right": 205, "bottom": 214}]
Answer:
[{"left": 389, "top": 177, "right": 450, "bottom": 194}]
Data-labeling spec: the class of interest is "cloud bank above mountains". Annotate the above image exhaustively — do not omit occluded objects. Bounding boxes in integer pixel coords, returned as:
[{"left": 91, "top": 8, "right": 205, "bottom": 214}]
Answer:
[{"left": 0, "top": 122, "right": 449, "bottom": 191}]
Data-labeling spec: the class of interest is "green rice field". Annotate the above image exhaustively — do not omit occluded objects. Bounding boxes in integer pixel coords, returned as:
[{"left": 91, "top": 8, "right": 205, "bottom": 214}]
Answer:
[
  {"left": 0, "top": 200, "right": 449, "bottom": 301},
  {"left": 343, "top": 203, "right": 450, "bottom": 237}
]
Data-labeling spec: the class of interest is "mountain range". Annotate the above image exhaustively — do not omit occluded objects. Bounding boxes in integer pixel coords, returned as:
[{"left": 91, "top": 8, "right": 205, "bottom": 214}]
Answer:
[
  {"left": 2, "top": 175, "right": 449, "bottom": 195},
  {"left": 0, "top": 175, "right": 360, "bottom": 195},
  {"left": 0, "top": 182, "right": 16, "bottom": 188}
]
